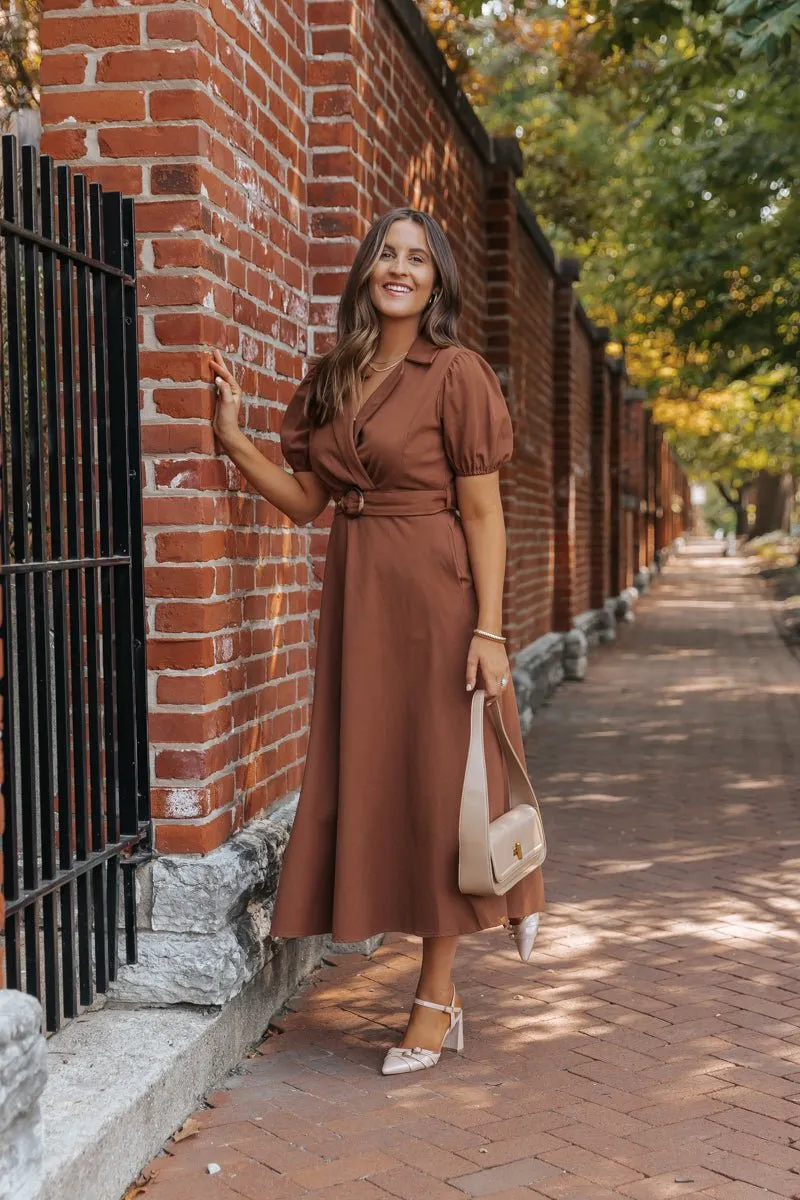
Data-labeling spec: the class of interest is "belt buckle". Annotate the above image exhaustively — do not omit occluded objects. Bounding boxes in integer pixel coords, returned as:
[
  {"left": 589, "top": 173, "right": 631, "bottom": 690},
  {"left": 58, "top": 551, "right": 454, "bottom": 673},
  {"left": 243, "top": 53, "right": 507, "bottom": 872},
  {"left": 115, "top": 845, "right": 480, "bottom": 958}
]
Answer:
[{"left": 336, "top": 485, "right": 365, "bottom": 517}]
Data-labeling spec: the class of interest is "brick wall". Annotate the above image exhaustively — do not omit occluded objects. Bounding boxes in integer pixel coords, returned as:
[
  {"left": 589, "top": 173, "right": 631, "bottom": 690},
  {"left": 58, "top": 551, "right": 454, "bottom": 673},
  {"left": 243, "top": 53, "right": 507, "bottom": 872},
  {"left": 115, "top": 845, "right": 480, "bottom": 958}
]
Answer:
[
  {"left": 34, "top": 0, "right": 689, "bottom": 859},
  {"left": 40, "top": 0, "right": 318, "bottom": 854}
]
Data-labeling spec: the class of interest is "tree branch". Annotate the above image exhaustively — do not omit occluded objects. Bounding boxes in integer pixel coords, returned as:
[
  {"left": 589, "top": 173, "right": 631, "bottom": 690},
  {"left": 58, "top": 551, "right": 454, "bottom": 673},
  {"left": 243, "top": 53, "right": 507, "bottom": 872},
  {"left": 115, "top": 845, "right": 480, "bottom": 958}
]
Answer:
[{"left": 714, "top": 479, "right": 739, "bottom": 507}]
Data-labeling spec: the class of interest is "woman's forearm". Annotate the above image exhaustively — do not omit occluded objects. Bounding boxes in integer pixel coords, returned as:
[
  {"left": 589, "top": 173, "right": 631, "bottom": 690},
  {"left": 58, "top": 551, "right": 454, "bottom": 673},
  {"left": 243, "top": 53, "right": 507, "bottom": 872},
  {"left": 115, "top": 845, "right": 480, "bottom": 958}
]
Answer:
[
  {"left": 460, "top": 508, "right": 507, "bottom": 634},
  {"left": 221, "top": 429, "right": 327, "bottom": 525}
]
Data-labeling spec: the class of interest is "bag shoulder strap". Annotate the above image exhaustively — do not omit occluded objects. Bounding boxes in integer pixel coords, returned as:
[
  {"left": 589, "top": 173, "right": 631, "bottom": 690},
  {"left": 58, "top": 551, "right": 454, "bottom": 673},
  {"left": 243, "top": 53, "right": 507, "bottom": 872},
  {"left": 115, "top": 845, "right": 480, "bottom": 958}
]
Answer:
[{"left": 484, "top": 693, "right": 543, "bottom": 821}]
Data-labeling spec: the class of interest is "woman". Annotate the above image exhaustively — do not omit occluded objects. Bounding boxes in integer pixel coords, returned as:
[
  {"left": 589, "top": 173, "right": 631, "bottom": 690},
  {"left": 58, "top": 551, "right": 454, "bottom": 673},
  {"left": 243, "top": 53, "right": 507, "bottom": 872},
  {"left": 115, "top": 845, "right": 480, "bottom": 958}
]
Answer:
[{"left": 210, "top": 207, "right": 545, "bottom": 1075}]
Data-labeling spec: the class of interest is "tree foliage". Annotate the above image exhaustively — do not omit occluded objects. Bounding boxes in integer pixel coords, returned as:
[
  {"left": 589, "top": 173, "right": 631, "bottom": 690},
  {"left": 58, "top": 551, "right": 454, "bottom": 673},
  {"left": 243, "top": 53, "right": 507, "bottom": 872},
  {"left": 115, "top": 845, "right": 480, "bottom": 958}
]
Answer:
[
  {"left": 0, "top": 0, "right": 40, "bottom": 120},
  {"left": 426, "top": 0, "right": 799, "bottom": 510}
]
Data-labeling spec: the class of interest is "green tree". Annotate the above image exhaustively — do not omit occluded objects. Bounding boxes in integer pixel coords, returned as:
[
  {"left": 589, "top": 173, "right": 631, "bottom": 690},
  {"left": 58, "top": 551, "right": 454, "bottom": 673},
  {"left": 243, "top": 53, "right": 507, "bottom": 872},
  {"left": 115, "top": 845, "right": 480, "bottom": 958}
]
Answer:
[{"left": 431, "top": 0, "right": 799, "bottom": 529}]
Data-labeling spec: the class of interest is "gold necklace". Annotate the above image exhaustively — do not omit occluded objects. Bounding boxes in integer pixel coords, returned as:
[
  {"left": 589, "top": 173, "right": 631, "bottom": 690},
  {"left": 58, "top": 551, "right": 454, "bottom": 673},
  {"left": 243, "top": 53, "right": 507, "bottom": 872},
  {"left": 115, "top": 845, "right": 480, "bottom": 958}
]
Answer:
[{"left": 365, "top": 351, "right": 408, "bottom": 373}]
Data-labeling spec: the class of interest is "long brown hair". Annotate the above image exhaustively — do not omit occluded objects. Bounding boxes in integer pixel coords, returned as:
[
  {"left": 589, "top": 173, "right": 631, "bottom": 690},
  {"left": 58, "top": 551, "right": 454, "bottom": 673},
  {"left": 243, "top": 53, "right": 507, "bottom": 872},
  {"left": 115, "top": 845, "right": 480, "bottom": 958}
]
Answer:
[{"left": 303, "top": 208, "right": 463, "bottom": 426}]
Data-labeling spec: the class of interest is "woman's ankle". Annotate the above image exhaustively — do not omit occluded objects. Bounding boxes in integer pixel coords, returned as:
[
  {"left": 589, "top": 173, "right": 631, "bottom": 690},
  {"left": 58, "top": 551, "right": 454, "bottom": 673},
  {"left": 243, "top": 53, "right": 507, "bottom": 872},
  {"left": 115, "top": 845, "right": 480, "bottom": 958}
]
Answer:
[{"left": 415, "top": 977, "right": 453, "bottom": 1004}]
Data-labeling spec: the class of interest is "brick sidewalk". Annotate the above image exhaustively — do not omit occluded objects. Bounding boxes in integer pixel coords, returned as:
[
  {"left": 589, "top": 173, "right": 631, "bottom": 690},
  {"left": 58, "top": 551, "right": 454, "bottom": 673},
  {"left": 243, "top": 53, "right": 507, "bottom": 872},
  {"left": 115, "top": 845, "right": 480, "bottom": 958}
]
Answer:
[{"left": 132, "top": 543, "right": 800, "bottom": 1200}]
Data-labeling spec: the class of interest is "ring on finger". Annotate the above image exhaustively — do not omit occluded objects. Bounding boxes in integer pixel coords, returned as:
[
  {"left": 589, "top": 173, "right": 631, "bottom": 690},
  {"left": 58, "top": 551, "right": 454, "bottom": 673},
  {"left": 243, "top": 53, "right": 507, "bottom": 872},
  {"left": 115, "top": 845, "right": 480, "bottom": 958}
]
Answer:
[{"left": 500, "top": 675, "right": 508, "bottom": 688}]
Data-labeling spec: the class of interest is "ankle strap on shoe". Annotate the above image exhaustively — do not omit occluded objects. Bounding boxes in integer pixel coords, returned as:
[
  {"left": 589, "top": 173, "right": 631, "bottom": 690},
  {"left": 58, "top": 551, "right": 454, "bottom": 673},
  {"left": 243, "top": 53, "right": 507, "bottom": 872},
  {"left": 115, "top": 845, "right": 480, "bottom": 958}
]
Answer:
[{"left": 413, "top": 985, "right": 459, "bottom": 1016}]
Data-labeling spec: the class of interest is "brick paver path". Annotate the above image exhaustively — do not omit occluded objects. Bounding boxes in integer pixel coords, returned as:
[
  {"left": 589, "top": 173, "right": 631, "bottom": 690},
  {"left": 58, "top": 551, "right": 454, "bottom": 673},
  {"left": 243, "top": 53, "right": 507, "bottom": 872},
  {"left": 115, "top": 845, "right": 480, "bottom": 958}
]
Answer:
[{"left": 134, "top": 543, "right": 800, "bottom": 1200}]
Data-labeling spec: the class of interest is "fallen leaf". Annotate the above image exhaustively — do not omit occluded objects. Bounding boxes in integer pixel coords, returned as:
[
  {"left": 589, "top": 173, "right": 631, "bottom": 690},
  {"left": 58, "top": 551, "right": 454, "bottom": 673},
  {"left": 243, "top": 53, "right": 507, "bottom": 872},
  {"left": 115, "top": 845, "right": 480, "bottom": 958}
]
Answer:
[{"left": 172, "top": 1118, "right": 200, "bottom": 1144}]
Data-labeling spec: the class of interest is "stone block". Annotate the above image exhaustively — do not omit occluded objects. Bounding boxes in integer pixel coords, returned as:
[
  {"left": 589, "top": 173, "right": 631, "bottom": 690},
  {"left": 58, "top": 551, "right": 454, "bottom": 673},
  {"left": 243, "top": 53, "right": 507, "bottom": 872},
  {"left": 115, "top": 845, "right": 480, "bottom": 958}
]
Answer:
[
  {"left": 109, "top": 800, "right": 318, "bottom": 1008},
  {"left": 150, "top": 811, "right": 293, "bottom": 935},
  {"left": 563, "top": 627, "right": 588, "bottom": 656},
  {"left": 563, "top": 654, "right": 588, "bottom": 681},
  {"left": 598, "top": 603, "right": 617, "bottom": 644},
  {"left": 0, "top": 990, "right": 47, "bottom": 1200},
  {"left": 513, "top": 632, "right": 566, "bottom": 735}
]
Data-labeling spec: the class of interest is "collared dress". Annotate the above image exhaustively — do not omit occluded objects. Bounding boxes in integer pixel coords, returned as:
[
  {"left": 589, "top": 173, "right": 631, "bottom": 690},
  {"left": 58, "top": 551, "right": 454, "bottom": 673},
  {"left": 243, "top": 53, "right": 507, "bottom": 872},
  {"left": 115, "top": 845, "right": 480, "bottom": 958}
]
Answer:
[{"left": 269, "top": 334, "right": 545, "bottom": 940}]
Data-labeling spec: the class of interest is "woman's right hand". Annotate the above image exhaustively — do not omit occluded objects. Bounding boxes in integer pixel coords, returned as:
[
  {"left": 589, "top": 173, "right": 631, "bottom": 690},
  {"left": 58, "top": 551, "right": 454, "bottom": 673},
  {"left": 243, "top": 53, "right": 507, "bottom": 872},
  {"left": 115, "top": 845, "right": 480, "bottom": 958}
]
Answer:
[{"left": 210, "top": 348, "right": 243, "bottom": 448}]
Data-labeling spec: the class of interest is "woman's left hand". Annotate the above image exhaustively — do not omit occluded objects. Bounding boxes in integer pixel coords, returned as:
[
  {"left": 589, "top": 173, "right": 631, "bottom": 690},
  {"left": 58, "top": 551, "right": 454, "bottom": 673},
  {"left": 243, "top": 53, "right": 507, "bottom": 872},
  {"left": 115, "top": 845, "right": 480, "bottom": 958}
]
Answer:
[{"left": 466, "top": 636, "right": 510, "bottom": 701}]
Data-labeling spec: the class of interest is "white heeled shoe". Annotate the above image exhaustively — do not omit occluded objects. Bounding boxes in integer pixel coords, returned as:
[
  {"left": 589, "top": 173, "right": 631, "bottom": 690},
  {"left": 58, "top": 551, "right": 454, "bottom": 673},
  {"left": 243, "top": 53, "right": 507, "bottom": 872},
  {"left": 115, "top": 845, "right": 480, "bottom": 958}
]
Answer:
[
  {"left": 510, "top": 913, "right": 539, "bottom": 962},
  {"left": 381, "top": 984, "right": 464, "bottom": 1076}
]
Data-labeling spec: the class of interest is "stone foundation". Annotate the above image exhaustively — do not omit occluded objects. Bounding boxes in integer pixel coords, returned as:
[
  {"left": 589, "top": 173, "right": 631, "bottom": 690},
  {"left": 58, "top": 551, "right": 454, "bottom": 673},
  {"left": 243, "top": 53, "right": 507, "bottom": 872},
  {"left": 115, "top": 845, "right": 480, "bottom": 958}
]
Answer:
[
  {"left": 512, "top": 587, "right": 645, "bottom": 735},
  {"left": 0, "top": 991, "right": 47, "bottom": 1200}
]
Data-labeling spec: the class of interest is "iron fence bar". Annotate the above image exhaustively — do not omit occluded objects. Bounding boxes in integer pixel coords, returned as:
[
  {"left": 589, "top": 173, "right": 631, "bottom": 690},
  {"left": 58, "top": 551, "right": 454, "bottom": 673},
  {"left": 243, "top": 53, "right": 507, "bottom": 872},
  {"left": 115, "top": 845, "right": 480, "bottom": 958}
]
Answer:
[
  {"left": 0, "top": 554, "right": 132, "bottom": 575},
  {"left": 0, "top": 140, "right": 22, "bottom": 989},
  {"left": 21, "top": 144, "right": 60, "bottom": 1031},
  {"left": 40, "top": 152, "right": 78, "bottom": 1023},
  {"left": 90, "top": 181, "right": 120, "bottom": 986},
  {"left": 103, "top": 192, "right": 138, "bottom": 854},
  {"left": 74, "top": 172, "right": 107, "bottom": 1001},
  {"left": 4, "top": 824, "right": 150, "bottom": 916},
  {"left": 1, "top": 135, "right": 41, "bottom": 999},
  {"left": 0, "top": 216, "right": 134, "bottom": 283},
  {"left": 122, "top": 197, "right": 150, "bottom": 832},
  {"left": 56, "top": 161, "right": 92, "bottom": 1009}
]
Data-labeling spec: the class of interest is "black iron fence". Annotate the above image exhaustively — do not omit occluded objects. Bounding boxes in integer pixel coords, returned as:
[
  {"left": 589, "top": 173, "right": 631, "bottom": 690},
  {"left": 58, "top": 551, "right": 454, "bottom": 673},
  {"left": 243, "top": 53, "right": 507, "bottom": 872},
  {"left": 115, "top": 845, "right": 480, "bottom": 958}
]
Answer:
[{"left": 0, "top": 134, "right": 150, "bottom": 1033}]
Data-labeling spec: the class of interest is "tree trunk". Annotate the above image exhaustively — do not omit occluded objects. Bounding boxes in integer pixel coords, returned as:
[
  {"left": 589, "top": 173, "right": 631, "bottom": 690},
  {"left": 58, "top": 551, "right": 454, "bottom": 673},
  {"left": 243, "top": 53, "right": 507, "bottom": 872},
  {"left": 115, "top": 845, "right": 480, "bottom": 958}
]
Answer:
[
  {"left": 733, "top": 500, "right": 748, "bottom": 536},
  {"left": 751, "top": 471, "right": 795, "bottom": 537},
  {"left": 715, "top": 480, "right": 750, "bottom": 536}
]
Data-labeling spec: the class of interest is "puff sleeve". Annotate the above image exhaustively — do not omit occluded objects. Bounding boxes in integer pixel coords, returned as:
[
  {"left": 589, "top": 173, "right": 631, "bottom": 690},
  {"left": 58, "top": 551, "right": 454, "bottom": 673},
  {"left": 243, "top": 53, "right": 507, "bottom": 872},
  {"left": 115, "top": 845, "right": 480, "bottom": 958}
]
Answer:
[
  {"left": 440, "top": 349, "right": 513, "bottom": 476},
  {"left": 279, "top": 373, "right": 313, "bottom": 472}
]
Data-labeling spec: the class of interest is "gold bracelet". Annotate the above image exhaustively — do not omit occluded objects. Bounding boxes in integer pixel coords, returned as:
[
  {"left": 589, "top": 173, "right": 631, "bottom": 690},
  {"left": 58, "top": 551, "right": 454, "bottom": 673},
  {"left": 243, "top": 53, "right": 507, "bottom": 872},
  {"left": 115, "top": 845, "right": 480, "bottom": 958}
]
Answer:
[{"left": 473, "top": 627, "right": 506, "bottom": 643}]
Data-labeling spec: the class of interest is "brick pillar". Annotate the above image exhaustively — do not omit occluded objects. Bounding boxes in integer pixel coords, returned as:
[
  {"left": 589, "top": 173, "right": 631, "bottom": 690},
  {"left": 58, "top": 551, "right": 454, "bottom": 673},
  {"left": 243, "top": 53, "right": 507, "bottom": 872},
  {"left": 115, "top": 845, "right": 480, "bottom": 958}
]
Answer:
[
  {"left": 307, "top": 0, "right": 375, "bottom": 357},
  {"left": 654, "top": 427, "right": 667, "bottom": 555},
  {"left": 39, "top": 2, "right": 318, "bottom": 854},
  {"left": 0, "top": 490, "right": 4, "bottom": 987},
  {"left": 644, "top": 412, "right": 657, "bottom": 566},
  {"left": 589, "top": 329, "right": 611, "bottom": 610},
  {"left": 485, "top": 136, "right": 523, "bottom": 652},
  {"left": 552, "top": 259, "right": 580, "bottom": 631},
  {"left": 622, "top": 386, "right": 646, "bottom": 580},
  {"left": 607, "top": 358, "right": 624, "bottom": 597},
  {"left": 304, "top": 0, "right": 377, "bottom": 677}
]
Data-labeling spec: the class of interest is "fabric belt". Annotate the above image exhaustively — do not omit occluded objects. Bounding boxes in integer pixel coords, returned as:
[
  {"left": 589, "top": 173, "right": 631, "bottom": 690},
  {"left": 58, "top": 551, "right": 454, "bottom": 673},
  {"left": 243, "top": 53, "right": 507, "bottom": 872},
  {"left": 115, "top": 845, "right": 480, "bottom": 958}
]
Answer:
[{"left": 333, "top": 484, "right": 456, "bottom": 518}]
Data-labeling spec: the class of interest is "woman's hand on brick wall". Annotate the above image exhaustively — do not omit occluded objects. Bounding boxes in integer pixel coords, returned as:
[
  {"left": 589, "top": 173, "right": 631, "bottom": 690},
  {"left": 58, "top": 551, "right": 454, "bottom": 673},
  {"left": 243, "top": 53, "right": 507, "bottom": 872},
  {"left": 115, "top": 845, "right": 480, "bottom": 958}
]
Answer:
[{"left": 210, "top": 348, "right": 243, "bottom": 448}]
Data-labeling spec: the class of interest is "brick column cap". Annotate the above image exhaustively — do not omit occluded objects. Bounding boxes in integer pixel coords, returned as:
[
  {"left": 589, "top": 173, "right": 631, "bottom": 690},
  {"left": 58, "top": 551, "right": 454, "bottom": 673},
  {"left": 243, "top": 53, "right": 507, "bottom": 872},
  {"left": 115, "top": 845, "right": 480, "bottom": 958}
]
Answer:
[
  {"left": 491, "top": 135, "right": 524, "bottom": 178},
  {"left": 557, "top": 256, "right": 581, "bottom": 284}
]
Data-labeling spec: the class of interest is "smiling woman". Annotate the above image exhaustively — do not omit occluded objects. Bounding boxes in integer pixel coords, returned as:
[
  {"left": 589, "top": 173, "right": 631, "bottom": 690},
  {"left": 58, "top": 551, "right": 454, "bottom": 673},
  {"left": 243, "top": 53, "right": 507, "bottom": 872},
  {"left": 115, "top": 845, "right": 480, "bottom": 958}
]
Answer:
[{"left": 209, "top": 207, "right": 544, "bottom": 1076}]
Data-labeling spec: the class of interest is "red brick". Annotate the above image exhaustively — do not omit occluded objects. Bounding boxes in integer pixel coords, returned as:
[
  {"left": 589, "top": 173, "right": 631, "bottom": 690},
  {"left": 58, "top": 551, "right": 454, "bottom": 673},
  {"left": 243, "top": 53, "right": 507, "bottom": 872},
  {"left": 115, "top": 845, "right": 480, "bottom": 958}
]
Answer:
[
  {"left": 40, "top": 89, "right": 145, "bottom": 124},
  {"left": 39, "top": 51, "right": 87, "bottom": 85},
  {"left": 96, "top": 48, "right": 202, "bottom": 83},
  {"left": 98, "top": 124, "right": 207, "bottom": 159},
  {"left": 41, "top": 14, "right": 140, "bottom": 49},
  {"left": 40, "top": 128, "right": 87, "bottom": 160},
  {"left": 154, "top": 806, "right": 240, "bottom": 855}
]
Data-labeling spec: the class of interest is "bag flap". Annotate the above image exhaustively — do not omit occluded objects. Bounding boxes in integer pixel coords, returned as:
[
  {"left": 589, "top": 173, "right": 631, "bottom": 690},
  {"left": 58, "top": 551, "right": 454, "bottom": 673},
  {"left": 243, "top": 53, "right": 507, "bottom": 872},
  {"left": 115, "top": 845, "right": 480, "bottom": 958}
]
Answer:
[{"left": 489, "top": 804, "right": 546, "bottom": 886}]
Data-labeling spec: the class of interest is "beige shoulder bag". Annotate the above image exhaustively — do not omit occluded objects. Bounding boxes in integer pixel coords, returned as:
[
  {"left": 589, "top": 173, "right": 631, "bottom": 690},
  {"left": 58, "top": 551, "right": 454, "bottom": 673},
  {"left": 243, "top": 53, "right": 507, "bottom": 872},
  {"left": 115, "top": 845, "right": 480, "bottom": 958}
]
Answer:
[{"left": 458, "top": 689, "right": 547, "bottom": 897}]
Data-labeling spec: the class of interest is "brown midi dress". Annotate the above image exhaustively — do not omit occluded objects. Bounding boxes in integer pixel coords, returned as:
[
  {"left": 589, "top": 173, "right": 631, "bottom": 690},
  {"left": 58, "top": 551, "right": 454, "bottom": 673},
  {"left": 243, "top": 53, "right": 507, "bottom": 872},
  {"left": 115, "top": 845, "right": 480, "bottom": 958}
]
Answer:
[{"left": 269, "top": 334, "right": 545, "bottom": 941}]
